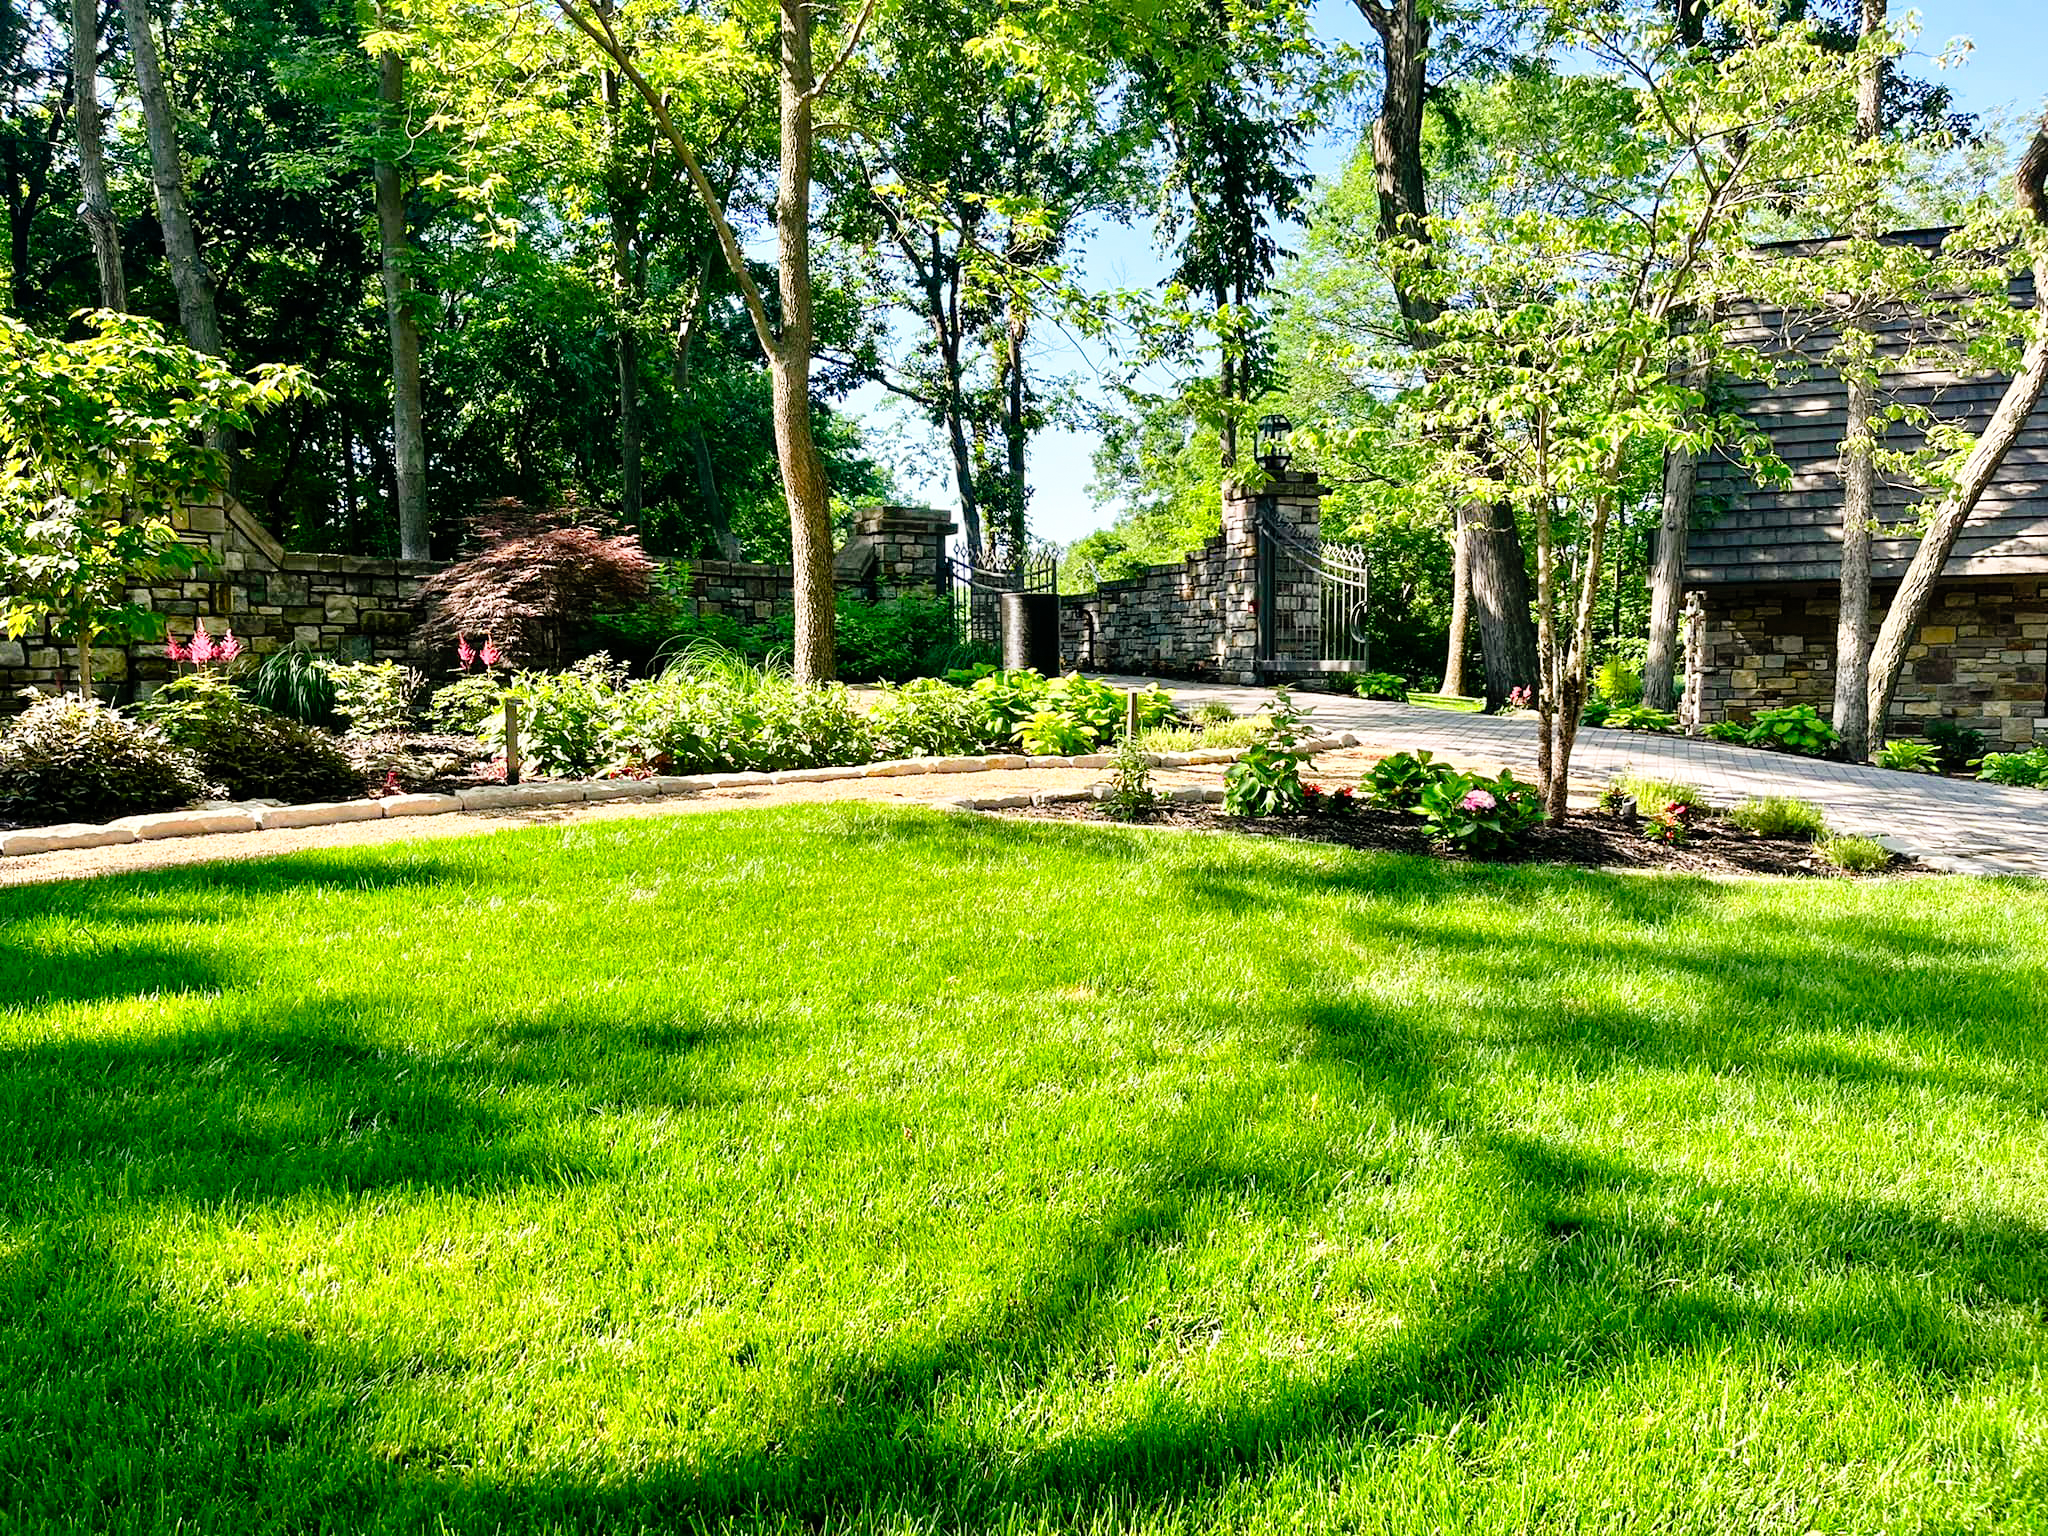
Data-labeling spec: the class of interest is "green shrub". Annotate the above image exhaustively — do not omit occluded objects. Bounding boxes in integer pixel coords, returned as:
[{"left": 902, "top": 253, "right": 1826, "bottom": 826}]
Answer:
[
  {"left": 1368, "top": 748, "right": 1457, "bottom": 810},
  {"left": 1194, "top": 699, "right": 1237, "bottom": 725},
  {"left": 1602, "top": 702, "right": 1677, "bottom": 733},
  {"left": 1103, "top": 732, "right": 1158, "bottom": 822},
  {"left": 1702, "top": 720, "right": 1751, "bottom": 743},
  {"left": 1746, "top": 704, "right": 1839, "bottom": 757},
  {"left": 1417, "top": 769, "right": 1544, "bottom": 857},
  {"left": 1353, "top": 671, "right": 1408, "bottom": 702},
  {"left": 1019, "top": 710, "right": 1095, "bottom": 757},
  {"left": 866, "top": 677, "right": 1000, "bottom": 759},
  {"left": 1818, "top": 833, "right": 1890, "bottom": 873},
  {"left": 1607, "top": 774, "right": 1707, "bottom": 814},
  {"left": 329, "top": 660, "right": 426, "bottom": 734},
  {"left": 1725, "top": 796, "right": 1827, "bottom": 840},
  {"left": 1873, "top": 740, "right": 1941, "bottom": 774},
  {"left": 592, "top": 587, "right": 991, "bottom": 683},
  {"left": 1594, "top": 655, "right": 1644, "bottom": 706},
  {"left": 0, "top": 696, "right": 204, "bottom": 821},
  {"left": 1223, "top": 689, "right": 1309, "bottom": 818},
  {"left": 609, "top": 648, "right": 876, "bottom": 775},
  {"left": 1925, "top": 719, "right": 1986, "bottom": 774},
  {"left": 1580, "top": 697, "right": 1612, "bottom": 727},
  {"left": 135, "top": 673, "right": 364, "bottom": 804},
  {"left": 243, "top": 644, "right": 337, "bottom": 726},
  {"left": 1976, "top": 747, "right": 2048, "bottom": 789},
  {"left": 424, "top": 674, "right": 507, "bottom": 734},
  {"left": 484, "top": 655, "right": 629, "bottom": 776}
]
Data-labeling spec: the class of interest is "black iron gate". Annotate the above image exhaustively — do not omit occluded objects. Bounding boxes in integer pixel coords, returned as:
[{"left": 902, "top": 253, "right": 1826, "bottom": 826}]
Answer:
[
  {"left": 946, "top": 551, "right": 1057, "bottom": 650},
  {"left": 1256, "top": 509, "right": 1372, "bottom": 670}
]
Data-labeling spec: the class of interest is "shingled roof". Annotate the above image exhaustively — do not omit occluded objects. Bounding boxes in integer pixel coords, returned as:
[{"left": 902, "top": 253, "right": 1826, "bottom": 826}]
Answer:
[{"left": 1686, "top": 228, "right": 2048, "bottom": 584}]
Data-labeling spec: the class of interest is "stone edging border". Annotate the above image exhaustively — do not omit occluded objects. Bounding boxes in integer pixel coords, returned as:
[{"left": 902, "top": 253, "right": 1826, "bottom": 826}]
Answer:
[{"left": 0, "top": 734, "right": 1367, "bottom": 859}]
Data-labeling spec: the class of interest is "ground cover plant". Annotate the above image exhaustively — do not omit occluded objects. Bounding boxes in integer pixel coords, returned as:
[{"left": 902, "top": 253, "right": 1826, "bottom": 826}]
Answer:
[
  {"left": 0, "top": 696, "right": 203, "bottom": 821},
  {"left": 1, "top": 808, "right": 2043, "bottom": 1533}
]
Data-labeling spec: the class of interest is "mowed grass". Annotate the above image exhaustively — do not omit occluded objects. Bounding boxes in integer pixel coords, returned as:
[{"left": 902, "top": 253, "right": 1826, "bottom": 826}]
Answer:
[{"left": 3, "top": 806, "right": 2046, "bottom": 1535}]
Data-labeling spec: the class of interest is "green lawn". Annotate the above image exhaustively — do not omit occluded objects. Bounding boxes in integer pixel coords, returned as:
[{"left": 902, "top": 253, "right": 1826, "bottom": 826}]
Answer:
[{"left": 4, "top": 806, "right": 2046, "bottom": 1534}]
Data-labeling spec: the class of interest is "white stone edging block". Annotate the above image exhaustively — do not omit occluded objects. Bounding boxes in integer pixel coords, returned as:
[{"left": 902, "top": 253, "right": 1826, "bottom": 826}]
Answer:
[{"left": 256, "top": 801, "right": 387, "bottom": 830}]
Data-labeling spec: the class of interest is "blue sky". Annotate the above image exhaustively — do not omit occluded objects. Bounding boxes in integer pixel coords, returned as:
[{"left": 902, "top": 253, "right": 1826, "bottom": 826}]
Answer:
[{"left": 849, "top": 1, "right": 2048, "bottom": 548}]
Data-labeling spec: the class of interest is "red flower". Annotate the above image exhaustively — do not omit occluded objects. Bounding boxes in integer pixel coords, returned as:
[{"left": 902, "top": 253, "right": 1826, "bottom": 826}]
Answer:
[
  {"left": 457, "top": 635, "right": 477, "bottom": 670},
  {"left": 165, "top": 633, "right": 187, "bottom": 663}
]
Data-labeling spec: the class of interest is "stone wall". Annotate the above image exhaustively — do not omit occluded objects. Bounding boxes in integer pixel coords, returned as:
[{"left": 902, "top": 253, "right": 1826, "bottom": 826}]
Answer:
[
  {"left": 1696, "top": 576, "right": 2048, "bottom": 744},
  {"left": 1, "top": 501, "right": 957, "bottom": 709},
  {"left": 1061, "top": 472, "right": 1326, "bottom": 683}
]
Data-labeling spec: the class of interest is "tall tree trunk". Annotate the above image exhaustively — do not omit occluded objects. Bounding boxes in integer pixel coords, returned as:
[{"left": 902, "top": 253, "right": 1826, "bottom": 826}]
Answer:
[
  {"left": 768, "top": 0, "right": 834, "bottom": 682},
  {"left": 1002, "top": 301, "right": 1028, "bottom": 561},
  {"left": 374, "top": 25, "right": 429, "bottom": 561},
  {"left": 122, "top": 0, "right": 222, "bottom": 359},
  {"left": 1830, "top": 0, "right": 1887, "bottom": 760},
  {"left": 1440, "top": 507, "right": 1469, "bottom": 695},
  {"left": 1865, "top": 119, "right": 2048, "bottom": 746},
  {"left": 1357, "top": 0, "right": 1537, "bottom": 707},
  {"left": 1642, "top": 437, "right": 1697, "bottom": 710},
  {"left": 559, "top": 0, "right": 842, "bottom": 678},
  {"left": 71, "top": 0, "right": 126, "bottom": 311},
  {"left": 601, "top": 52, "right": 643, "bottom": 526}
]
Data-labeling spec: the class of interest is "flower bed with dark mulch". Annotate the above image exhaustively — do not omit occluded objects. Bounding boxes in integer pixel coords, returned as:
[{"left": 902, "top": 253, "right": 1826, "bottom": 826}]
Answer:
[{"left": 1001, "top": 800, "right": 1922, "bottom": 878}]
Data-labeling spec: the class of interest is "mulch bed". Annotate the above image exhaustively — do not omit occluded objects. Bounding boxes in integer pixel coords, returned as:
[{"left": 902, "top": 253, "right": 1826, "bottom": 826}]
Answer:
[{"left": 1002, "top": 801, "right": 1921, "bottom": 878}]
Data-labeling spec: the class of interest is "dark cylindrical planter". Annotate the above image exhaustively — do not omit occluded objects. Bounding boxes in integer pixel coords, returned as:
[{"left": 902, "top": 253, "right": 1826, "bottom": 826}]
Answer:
[{"left": 1001, "top": 592, "right": 1061, "bottom": 675}]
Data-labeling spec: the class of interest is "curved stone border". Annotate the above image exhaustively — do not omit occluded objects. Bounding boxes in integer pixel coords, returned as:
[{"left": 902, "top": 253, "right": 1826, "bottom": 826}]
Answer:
[{"left": 0, "top": 733, "right": 1367, "bottom": 859}]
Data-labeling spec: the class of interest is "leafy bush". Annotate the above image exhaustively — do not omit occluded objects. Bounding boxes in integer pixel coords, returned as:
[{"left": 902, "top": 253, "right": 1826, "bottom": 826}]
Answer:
[
  {"left": 1193, "top": 700, "right": 1237, "bottom": 725},
  {"left": 243, "top": 644, "right": 337, "bottom": 726},
  {"left": 424, "top": 674, "right": 507, "bottom": 734},
  {"left": 1818, "top": 833, "right": 1890, "bottom": 873},
  {"left": 830, "top": 594, "right": 972, "bottom": 683},
  {"left": 1020, "top": 710, "right": 1095, "bottom": 757},
  {"left": 1745, "top": 704, "right": 1838, "bottom": 757},
  {"left": 1725, "top": 796, "right": 1827, "bottom": 840},
  {"left": 867, "top": 677, "right": 1000, "bottom": 759},
  {"left": 1873, "top": 739, "right": 1941, "bottom": 774},
  {"left": 1417, "top": 769, "right": 1544, "bottom": 857},
  {"left": 1925, "top": 719, "right": 1986, "bottom": 774},
  {"left": 1103, "top": 733, "right": 1158, "bottom": 822},
  {"left": 608, "top": 648, "right": 876, "bottom": 775},
  {"left": 962, "top": 670, "right": 1171, "bottom": 751},
  {"left": 1602, "top": 702, "right": 1677, "bottom": 733},
  {"left": 1594, "top": 655, "right": 1644, "bottom": 706},
  {"left": 1224, "top": 689, "right": 1309, "bottom": 818},
  {"left": 329, "top": 661, "right": 425, "bottom": 734},
  {"left": 1353, "top": 671, "right": 1408, "bottom": 702},
  {"left": 1977, "top": 747, "right": 2048, "bottom": 789},
  {"left": 134, "top": 673, "right": 364, "bottom": 804},
  {"left": 0, "top": 696, "right": 204, "bottom": 821},
  {"left": 1367, "top": 748, "right": 1456, "bottom": 810},
  {"left": 1580, "top": 697, "right": 1612, "bottom": 728},
  {"left": 1702, "top": 720, "right": 1751, "bottom": 744},
  {"left": 488, "top": 655, "right": 632, "bottom": 777}
]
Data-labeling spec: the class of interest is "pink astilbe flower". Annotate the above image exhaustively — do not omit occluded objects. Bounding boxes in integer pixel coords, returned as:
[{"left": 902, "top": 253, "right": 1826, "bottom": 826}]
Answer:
[
  {"left": 217, "top": 629, "right": 243, "bottom": 663},
  {"left": 457, "top": 635, "right": 477, "bottom": 670},
  {"left": 187, "top": 621, "right": 218, "bottom": 665},
  {"left": 164, "top": 633, "right": 188, "bottom": 663},
  {"left": 1461, "top": 788, "right": 1497, "bottom": 812},
  {"left": 480, "top": 637, "right": 503, "bottom": 668}
]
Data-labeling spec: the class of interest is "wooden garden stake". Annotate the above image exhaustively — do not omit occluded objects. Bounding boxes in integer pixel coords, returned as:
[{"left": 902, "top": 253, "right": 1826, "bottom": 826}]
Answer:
[{"left": 504, "top": 697, "right": 523, "bottom": 785}]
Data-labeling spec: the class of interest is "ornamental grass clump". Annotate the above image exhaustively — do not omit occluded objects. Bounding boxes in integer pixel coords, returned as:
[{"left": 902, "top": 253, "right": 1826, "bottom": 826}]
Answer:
[
  {"left": 1725, "top": 796, "right": 1827, "bottom": 840},
  {"left": 0, "top": 696, "right": 204, "bottom": 821},
  {"left": 1818, "top": 833, "right": 1891, "bottom": 873}
]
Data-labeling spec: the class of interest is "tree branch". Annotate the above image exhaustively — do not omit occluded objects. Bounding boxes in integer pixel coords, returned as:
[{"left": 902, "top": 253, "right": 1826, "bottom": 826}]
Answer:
[{"left": 808, "top": 0, "right": 881, "bottom": 104}]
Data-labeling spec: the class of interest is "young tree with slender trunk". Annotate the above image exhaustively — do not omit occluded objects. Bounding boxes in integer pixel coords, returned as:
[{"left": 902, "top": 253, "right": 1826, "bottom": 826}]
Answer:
[
  {"left": 372, "top": 4, "right": 429, "bottom": 560},
  {"left": 556, "top": 0, "right": 880, "bottom": 681},
  {"left": 1865, "top": 117, "right": 2048, "bottom": 747},
  {"left": 70, "top": 0, "right": 125, "bottom": 311}
]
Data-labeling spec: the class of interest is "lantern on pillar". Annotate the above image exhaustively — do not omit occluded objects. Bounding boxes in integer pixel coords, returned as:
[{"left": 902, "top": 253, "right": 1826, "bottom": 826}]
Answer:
[{"left": 1254, "top": 413, "right": 1293, "bottom": 477}]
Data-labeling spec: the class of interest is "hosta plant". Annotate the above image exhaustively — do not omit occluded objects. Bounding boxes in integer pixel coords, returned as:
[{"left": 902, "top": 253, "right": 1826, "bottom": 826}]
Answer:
[
  {"left": 1745, "top": 704, "right": 1838, "bottom": 757},
  {"left": 1019, "top": 709, "right": 1095, "bottom": 757},
  {"left": 1223, "top": 689, "right": 1309, "bottom": 818},
  {"left": 1416, "top": 770, "right": 1544, "bottom": 857},
  {"left": 1353, "top": 671, "right": 1408, "bottom": 702},
  {"left": 1367, "top": 748, "right": 1456, "bottom": 810},
  {"left": 1976, "top": 748, "right": 2048, "bottom": 789},
  {"left": 1872, "top": 740, "right": 1941, "bottom": 774}
]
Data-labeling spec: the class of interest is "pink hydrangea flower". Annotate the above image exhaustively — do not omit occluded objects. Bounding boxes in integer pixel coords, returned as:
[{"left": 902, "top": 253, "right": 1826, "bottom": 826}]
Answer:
[{"left": 1461, "top": 788, "right": 1497, "bottom": 812}]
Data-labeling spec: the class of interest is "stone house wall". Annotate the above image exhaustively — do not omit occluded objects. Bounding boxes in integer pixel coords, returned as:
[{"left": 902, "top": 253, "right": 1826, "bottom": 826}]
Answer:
[
  {"left": 1061, "top": 473, "right": 1326, "bottom": 683},
  {"left": 1698, "top": 576, "right": 2048, "bottom": 744},
  {"left": 1, "top": 501, "right": 957, "bottom": 709}
]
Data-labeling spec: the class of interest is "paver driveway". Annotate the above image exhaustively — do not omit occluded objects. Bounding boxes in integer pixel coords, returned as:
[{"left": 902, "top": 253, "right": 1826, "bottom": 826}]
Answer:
[{"left": 1105, "top": 675, "right": 2048, "bottom": 877}]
